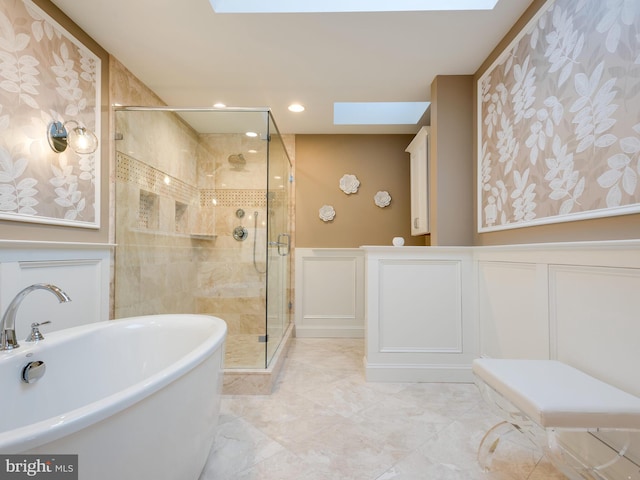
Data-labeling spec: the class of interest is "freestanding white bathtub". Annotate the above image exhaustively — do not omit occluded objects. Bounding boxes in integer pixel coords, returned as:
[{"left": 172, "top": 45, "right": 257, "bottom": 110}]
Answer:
[{"left": 0, "top": 314, "right": 227, "bottom": 480}]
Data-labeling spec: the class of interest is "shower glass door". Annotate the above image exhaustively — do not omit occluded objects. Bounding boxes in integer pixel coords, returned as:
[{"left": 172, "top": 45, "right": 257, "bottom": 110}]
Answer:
[
  {"left": 113, "top": 107, "right": 291, "bottom": 371},
  {"left": 265, "top": 114, "right": 292, "bottom": 367}
]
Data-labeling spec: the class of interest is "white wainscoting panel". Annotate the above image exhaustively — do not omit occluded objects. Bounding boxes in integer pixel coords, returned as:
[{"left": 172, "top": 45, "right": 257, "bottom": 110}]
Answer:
[
  {"left": 474, "top": 242, "right": 640, "bottom": 479},
  {"left": 292, "top": 241, "right": 640, "bottom": 393},
  {"left": 475, "top": 240, "right": 640, "bottom": 398},
  {"left": 550, "top": 264, "right": 640, "bottom": 397},
  {"left": 379, "top": 260, "right": 462, "bottom": 353},
  {"left": 363, "top": 246, "right": 476, "bottom": 383},
  {"left": 294, "top": 248, "right": 364, "bottom": 337},
  {"left": 0, "top": 241, "right": 112, "bottom": 340},
  {"left": 478, "top": 261, "right": 549, "bottom": 359}
]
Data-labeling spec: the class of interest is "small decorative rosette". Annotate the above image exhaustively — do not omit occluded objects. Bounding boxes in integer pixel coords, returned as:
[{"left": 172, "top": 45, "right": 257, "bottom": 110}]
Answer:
[
  {"left": 339, "top": 174, "right": 360, "bottom": 194},
  {"left": 319, "top": 205, "right": 336, "bottom": 222},
  {"left": 374, "top": 191, "right": 391, "bottom": 208}
]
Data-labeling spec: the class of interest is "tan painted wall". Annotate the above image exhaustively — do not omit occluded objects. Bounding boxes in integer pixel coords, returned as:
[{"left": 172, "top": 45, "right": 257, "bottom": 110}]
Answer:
[
  {"left": 473, "top": 0, "right": 640, "bottom": 245},
  {"left": 430, "top": 75, "right": 474, "bottom": 246},
  {"left": 0, "top": 0, "right": 110, "bottom": 243},
  {"left": 295, "top": 135, "right": 428, "bottom": 248}
]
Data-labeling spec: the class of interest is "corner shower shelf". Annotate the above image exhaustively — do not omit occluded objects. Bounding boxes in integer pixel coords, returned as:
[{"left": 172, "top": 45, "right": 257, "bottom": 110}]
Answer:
[
  {"left": 127, "top": 228, "right": 216, "bottom": 241},
  {"left": 190, "top": 234, "right": 217, "bottom": 240}
]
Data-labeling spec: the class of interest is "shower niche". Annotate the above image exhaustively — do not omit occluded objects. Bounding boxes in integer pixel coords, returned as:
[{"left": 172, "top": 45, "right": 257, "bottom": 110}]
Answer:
[
  {"left": 138, "top": 190, "right": 159, "bottom": 230},
  {"left": 174, "top": 201, "right": 189, "bottom": 234},
  {"left": 114, "top": 107, "right": 293, "bottom": 372}
]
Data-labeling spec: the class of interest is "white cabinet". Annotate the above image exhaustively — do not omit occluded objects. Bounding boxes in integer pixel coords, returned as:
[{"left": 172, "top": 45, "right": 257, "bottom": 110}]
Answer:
[{"left": 405, "top": 126, "right": 430, "bottom": 235}]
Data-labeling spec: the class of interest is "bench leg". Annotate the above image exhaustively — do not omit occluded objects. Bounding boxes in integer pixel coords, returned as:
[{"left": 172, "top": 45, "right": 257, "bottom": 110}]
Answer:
[
  {"left": 477, "top": 420, "right": 542, "bottom": 471},
  {"left": 545, "top": 429, "right": 639, "bottom": 480},
  {"left": 478, "top": 421, "right": 513, "bottom": 471}
]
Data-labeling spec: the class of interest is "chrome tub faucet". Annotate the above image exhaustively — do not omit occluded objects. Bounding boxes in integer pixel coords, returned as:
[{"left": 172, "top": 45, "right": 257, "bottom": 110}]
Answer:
[{"left": 0, "top": 284, "right": 71, "bottom": 351}]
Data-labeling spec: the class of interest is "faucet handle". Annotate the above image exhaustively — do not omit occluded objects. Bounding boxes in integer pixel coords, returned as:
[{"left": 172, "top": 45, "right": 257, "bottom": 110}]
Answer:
[{"left": 25, "top": 321, "right": 51, "bottom": 342}]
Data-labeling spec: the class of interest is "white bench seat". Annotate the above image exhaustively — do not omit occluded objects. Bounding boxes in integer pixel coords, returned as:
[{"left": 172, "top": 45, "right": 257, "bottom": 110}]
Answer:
[
  {"left": 473, "top": 358, "right": 640, "bottom": 480},
  {"left": 472, "top": 359, "right": 640, "bottom": 430}
]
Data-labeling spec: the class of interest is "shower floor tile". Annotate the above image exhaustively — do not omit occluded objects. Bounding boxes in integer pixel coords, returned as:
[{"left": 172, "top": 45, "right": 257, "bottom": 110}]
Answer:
[
  {"left": 224, "top": 334, "right": 266, "bottom": 369},
  {"left": 199, "top": 338, "right": 568, "bottom": 480}
]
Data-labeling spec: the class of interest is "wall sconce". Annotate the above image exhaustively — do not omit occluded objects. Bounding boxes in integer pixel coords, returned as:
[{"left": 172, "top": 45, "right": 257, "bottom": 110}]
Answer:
[{"left": 47, "top": 120, "right": 99, "bottom": 154}]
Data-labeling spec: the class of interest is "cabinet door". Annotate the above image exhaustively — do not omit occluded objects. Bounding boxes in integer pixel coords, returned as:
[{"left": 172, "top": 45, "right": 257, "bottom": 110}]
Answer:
[{"left": 406, "top": 127, "right": 429, "bottom": 235}]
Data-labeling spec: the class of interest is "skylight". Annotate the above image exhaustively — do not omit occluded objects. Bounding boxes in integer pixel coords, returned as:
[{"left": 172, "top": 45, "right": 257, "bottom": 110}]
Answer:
[
  {"left": 334, "top": 102, "right": 430, "bottom": 125},
  {"left": 210, "top": 0, "right": 499, "bottom": 13}
]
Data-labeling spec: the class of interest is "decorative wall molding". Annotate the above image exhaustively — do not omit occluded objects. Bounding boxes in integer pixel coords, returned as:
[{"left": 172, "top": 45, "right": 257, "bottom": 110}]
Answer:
[
  {"left": 476, "top": 240, "right": 640, "bottom": 399},
  {"left": 292, "top": 242, "right": 640, "bottom": 392},
  {"left": 477, "top": 249, "right": 640, "bottom": 466},
  {"left": 377, "top": 259, "right": 463, "bottom": 354},
  {"left": 548, "top": 263, "right": 640, "bottom": 397},
  {"left": 0, "top": 243, "right": 111, "bottom": 337},
  {"left": 362, "top": 246, "right": 476, "bottom": 383},
  {"left": 294, "top": 248, "right": 364, "bottom": 337},
  {"left": 478, "top": 0, "right": 640, "bottom": 232},
  {"left": 477, "top": 261, "right": 547, "bottom": 359}
]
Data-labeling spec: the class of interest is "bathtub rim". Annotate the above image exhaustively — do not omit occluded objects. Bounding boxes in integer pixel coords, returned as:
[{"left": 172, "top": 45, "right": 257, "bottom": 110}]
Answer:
[{"left": 0, "top": 313, "right": 227, "bottom": 453}]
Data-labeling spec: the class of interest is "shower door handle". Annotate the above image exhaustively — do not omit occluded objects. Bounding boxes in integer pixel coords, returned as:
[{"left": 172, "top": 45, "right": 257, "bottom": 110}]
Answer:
[
  {"left": 268, "top": 233, "right": 290, "bottom": 256},
  {"left": 276, "top": 233, "right": 290, "bottom": 256}
]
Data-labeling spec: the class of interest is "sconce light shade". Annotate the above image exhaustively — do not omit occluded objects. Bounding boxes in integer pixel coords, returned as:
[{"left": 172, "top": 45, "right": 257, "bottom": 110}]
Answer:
[
  {"left": 47, "top": 120, "right": 99, "bottom": 154},
  {"left": 67, "top": 124, "right": 98, "bottom": 154}
]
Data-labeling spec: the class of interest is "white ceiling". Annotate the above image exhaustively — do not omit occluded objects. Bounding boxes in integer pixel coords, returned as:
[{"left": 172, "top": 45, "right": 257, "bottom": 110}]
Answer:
[{"left": 50, "top": 0, "right": 533, "bottom": 134}]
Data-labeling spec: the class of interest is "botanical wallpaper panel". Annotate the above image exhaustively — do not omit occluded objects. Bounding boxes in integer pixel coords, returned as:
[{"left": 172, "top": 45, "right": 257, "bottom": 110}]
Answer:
[
  {"left": 479, "top": 0, "right": 640, "bottom": 232},
  {"left": 0, "top": 0, "right": 100, "bottom": 228}
]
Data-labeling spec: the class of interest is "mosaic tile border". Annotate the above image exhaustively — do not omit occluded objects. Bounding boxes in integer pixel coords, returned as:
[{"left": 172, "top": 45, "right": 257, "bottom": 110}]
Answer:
[
  {"left": 116, "top": 152, "right": 282, "bottom": 209},
  {"left": 116, "top": 152, "right": 197, "bottom": 205},
  {"left": 200, "top": 189, "right": 268, "bottom": 208}
]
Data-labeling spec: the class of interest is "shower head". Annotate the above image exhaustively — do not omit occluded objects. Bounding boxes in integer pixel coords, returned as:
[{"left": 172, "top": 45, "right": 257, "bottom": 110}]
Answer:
[{"left": 227, "top": 153, "right": 246, "bottom": 170}]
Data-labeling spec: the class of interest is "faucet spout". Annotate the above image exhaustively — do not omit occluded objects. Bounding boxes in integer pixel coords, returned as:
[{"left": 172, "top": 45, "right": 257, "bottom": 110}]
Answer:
[{"left": 0, "top": 284, "right": 71, "bottom": 351}]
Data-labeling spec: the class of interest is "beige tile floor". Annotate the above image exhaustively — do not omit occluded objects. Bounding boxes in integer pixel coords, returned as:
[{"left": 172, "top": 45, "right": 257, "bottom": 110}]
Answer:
[{"left": 199, "top": 338, "right": 567, "bottom": 480}]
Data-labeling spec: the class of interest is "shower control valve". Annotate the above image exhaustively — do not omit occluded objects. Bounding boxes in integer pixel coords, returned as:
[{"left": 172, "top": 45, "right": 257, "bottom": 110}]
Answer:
[{"left": 233, "top": 226, "right": 249, "bottom": 241}]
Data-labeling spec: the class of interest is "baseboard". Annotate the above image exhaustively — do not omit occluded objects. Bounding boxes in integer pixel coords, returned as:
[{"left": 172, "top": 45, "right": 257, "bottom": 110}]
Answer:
[
  {"left": 294, "top": 325, "right": 364, "bottom": 338},
  {"left": 364, "top": 361, "right": 474, "bottom": 383}
]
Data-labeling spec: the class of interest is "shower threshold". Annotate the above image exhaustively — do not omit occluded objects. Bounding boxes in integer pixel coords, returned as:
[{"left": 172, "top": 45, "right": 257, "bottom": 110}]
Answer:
[{"left": 222, "top": 323, "right": 293, "bottom": 395}]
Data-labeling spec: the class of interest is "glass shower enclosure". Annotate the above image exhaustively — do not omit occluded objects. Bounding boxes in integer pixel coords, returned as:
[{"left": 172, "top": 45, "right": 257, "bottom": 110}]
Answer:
[{"left": 113, "top": 107, "right": 292, "bottom": 369}]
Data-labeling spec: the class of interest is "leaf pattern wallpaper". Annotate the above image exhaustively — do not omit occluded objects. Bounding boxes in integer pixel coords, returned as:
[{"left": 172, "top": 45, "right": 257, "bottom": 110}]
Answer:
[
  {"left": 0, "top": 0, "right": 100, "bottom": 228},
  {"left": 478, "top": 0, "right": 640, "bottom": 232}
]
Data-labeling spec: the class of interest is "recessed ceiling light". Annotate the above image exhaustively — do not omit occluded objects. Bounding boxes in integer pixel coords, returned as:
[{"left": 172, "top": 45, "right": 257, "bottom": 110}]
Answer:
[
  {"left": 210, "top": 0, "right": 499, "bottom": 13},
  {"left": 334, "top": 101, "right": 430, "bottom": 125},
  {"left": 288, "top": 103, "right": 305, "bottom": 113}
]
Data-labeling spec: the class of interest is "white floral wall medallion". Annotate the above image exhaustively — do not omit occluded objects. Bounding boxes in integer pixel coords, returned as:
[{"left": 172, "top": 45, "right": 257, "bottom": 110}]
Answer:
[
  {"left": 374, "top": 191, "right": 391, "bottom": 208},
  {"left": 319, "top": 205, "right": 336, "bottom": 222},
  {"left": 339, "top": 174, "right": 360, "bottom": 194}
]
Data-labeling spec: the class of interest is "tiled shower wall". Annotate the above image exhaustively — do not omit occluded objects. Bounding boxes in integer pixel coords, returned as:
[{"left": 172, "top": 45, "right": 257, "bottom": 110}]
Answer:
[
  {"left": 114, "top": 151, "right": 199, "bottom": 317},
  {"left": 110, "top": 57, "right": 295, "bottom": 347},
  {"left": 114, "top": 122, "right": 293, "bottom": 339},
  {"left": 113, "top": 105, "right": 201, "bottom": 318},
  {"left": 194, "top": 133, "right": 271, "bottom": 336}
]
